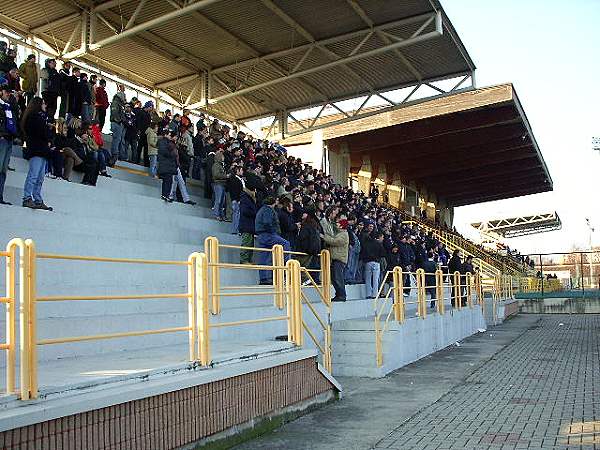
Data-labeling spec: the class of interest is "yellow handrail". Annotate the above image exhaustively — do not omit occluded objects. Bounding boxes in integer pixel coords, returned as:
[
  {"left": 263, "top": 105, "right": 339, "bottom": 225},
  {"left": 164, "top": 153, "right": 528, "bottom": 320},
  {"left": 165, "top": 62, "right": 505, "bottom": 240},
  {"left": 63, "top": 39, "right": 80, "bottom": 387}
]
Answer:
[{"left": 374, "top": 266, "right": 488, "bottom": 367}]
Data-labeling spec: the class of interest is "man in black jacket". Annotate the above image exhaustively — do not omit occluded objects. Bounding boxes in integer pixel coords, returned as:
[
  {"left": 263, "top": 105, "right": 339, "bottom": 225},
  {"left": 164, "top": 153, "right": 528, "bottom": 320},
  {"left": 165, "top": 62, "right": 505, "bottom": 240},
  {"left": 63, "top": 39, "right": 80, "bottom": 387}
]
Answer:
[
  {"left": 362, "top": 232, "right": 386, "bottom": 299},
  {"left": 0, "top": 84, "right": 18, "bottom": 205},
  {"left": 40, "top": 59, "right": 60, "bottom": 120},
  {"left": 227, "top": 165, "right": 244, "bottom": 234},
  {"left": 399, "top": 236, "right": 415, "bottom": 297},
  {"left": 277, "top": 197, "right": 299, "bottom": 249},
  {"left": 448, "top": 250, "right": 463, "bottom": 307},
  {"left": 135, "top": 101, "right": 152, "bottom": 165},
  {"left": 422, "top": 251, "right": 438, "bottom": 309}
]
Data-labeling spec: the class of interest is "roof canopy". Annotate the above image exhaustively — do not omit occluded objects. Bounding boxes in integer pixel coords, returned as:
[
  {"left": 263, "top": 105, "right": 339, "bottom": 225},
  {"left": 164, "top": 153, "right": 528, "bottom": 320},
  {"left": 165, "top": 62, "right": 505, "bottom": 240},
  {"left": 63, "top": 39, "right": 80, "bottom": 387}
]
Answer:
[
  {"left": 324, "top": 84, "right": 553, "bottom": 207},
  {"left": 0, "top": 0, "right": 474, "bottom": 122},
  {"left": 472, "top": 213, "right": 562, "bottom": 238}
]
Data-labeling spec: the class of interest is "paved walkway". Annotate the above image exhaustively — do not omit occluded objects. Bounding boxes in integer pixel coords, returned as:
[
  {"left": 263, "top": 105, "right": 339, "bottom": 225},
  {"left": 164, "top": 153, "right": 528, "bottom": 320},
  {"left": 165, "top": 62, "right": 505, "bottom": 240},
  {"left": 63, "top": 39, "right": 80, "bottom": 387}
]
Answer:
[{"left": 235, "top": 315, "right": 600, "bottom": 449}]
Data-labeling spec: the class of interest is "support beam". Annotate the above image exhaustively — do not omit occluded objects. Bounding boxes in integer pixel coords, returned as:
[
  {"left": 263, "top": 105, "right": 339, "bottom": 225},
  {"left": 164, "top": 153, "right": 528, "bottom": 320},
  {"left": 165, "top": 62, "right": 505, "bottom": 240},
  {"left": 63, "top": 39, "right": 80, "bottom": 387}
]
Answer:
[
  {"left": 64, "top": 0, "right": 224, "bottom": 58},
  {"left": 155, "top": 73, "right": 201, "bottom": 89},
  {"left": 211, "top": 19, "right": 442, "bottom": 104},
  {"left": 211, "top": 13, "right": 436, "bottom": 75},
  {"left": 61, "top": 22, "right": 82, "bottom": 56},
  {"left": 125, "top": 0, "right": 148, "bottom": 29},
  {"left": 30, "top": 12, "right": 81, "bottom": 34},
  {"left": 345, "top": 0, "right": 422, "bottom": 81},
  {"left": 260, "top": 0, "right": 374, "bottom": 91}
]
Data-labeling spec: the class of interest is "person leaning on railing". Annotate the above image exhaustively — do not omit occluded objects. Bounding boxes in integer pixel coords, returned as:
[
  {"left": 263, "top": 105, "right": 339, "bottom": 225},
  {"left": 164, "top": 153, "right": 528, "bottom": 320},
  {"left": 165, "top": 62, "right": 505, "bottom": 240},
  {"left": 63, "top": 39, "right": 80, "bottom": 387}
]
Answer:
[
  {"left": 320, "top": 216, "right": 349, "bottom": 302},
  {"left": 255, "top": 196, "right": 291, "bottom": 285}
]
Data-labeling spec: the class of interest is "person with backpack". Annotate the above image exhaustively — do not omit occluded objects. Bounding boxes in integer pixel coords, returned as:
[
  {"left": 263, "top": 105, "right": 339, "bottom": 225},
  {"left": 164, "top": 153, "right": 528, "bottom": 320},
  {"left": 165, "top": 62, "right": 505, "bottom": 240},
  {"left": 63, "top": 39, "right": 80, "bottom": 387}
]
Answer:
[
  {"left": 20, "top": 97, "right": 53, "bottom": 210},
  {"left": 0, "top": 84, "right": 18, "bottom": 205}
]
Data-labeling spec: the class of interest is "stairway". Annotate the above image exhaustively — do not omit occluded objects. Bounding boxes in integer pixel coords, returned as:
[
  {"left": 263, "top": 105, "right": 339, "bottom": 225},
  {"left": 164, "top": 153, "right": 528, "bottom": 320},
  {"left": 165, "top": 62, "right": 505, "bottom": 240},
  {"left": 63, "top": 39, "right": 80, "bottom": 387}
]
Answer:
[{"left": 0, "top": 146, "right": 375, "bottom": 379}]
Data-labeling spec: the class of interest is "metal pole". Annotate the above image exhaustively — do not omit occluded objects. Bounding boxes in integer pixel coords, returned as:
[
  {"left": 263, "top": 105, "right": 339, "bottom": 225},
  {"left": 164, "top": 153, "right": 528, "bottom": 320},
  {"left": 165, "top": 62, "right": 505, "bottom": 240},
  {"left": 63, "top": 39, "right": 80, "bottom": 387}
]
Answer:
[
  {"left": 187, "top": 253, "right": 198, "bottom": 361},
  {"left": 196, "top": 253, "right": 210, "bottom": 366},
  {"left": 580, "top": 253, "right": 585, "bottom": 295},
  {"left": 539, "top": 254, "right": 544, "bottom": 296},
  {"left": 25, "top": 239, "right": 38, "bottom": 399}
]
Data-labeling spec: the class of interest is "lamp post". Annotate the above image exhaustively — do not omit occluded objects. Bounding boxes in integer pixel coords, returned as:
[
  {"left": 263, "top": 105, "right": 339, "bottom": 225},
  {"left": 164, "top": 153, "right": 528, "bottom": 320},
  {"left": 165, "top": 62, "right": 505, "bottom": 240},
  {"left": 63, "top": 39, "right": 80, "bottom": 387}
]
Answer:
[{"left": 585, "top": 218, "right": 595, "bottom": 288}]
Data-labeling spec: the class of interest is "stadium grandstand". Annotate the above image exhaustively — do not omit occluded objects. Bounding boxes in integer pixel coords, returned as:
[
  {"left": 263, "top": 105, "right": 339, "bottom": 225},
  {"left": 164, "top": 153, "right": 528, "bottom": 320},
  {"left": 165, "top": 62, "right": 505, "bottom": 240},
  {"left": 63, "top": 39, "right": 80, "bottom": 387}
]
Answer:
[{"left": 0, "top": 1, "right": 552, "bottom": 449}]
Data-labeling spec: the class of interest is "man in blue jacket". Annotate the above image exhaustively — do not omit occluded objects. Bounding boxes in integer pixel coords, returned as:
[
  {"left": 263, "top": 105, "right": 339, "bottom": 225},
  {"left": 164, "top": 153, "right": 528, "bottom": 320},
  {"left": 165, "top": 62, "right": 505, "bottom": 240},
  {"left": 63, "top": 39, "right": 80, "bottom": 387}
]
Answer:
[
  {"left": 239, "top": 187, "right": 257, "bottom": 264},
  {"left": 255, "top": 196, "right": 291, "bottom": 284}
]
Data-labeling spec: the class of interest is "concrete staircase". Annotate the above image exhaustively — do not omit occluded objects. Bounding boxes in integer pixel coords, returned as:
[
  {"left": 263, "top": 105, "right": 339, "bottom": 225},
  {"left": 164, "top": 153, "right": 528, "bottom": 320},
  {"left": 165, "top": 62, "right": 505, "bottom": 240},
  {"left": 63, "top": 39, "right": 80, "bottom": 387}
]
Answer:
[{"left": 0, "top": 146, "right": 375, "bottom": 383}]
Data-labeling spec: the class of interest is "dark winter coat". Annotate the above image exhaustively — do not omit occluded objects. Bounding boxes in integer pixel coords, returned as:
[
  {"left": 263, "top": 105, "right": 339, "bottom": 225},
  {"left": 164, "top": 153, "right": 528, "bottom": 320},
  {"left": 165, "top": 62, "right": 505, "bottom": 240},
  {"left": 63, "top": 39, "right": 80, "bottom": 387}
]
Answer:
[
  {"left": 23, "top": 112, "right": 51, "bottom": 159},
  {"left": 239, "top": 191, "right": 257, "bottom": 234},
  {"left": 296, "top": 220, "right": 321, "bottom": 256},
  {"left": 157, "top": 137, "right": 177, "bottom": 177}
]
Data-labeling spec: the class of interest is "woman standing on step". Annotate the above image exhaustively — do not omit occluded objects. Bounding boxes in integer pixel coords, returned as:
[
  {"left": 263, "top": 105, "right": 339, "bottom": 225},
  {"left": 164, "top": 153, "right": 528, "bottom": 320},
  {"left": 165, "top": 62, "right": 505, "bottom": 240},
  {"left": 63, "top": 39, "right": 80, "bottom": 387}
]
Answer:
[{"left": 21, "top": 96, "right": 53, "bottom": 211}]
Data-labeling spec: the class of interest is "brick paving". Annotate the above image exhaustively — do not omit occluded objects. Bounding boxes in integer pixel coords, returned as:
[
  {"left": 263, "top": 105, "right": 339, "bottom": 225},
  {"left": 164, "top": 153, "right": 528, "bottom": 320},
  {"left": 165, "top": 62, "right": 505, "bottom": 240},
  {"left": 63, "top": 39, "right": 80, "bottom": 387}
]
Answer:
[{"left": 374, "top": 315, "right": 600, "bottom": 450}]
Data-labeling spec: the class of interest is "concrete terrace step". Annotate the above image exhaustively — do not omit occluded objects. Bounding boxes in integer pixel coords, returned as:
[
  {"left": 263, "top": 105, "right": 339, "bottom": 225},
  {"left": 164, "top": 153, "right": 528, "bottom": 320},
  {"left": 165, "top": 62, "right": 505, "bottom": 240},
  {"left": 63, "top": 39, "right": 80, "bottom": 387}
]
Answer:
[
  {"left": 7, "top": 152, "right": 205, "bottom": 198},
  {"left": 0, "top": 201, "right": 236, "bottom": 247}
]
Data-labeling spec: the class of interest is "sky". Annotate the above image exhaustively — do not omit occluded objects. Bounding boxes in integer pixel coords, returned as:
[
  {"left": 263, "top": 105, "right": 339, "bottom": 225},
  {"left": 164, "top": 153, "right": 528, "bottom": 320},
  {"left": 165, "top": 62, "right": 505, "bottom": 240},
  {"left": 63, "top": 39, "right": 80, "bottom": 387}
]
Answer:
[{"left": 441, "top": 0, "right": 600, "bottom": 254}]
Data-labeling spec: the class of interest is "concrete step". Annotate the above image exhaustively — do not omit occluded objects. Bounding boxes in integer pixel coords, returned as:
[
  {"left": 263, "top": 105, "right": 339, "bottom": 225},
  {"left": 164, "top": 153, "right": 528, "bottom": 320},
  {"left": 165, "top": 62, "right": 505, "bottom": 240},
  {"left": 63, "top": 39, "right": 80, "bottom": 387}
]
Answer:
[
  {"left": 9, "top": 149, "right": 205, "bottom": 194},
  {"left": 0, "top": 202, "right": 237, "bottom": 247},
  {"left": 7, "top": 152, "right": 205, "bottom": 200}
]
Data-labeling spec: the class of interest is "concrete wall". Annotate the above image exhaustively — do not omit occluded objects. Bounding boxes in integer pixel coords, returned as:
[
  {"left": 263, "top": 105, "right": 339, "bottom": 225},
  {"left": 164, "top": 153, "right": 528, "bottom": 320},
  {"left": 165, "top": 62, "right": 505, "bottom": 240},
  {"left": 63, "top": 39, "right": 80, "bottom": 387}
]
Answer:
[{"left": 332, "top": 305, "right": 486, "bottom": 378}]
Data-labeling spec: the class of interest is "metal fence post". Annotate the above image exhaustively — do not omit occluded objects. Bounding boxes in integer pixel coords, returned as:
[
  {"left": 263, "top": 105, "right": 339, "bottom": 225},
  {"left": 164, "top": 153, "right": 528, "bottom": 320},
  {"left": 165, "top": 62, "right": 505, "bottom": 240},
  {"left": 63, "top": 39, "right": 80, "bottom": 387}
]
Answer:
[
  {"left": 320, "top": 250, "right": 331, "bottom": 304},
  {"left": 287, "top": 259, "right": 303, "bottom": 346},
  {"left": 18, "top": 239, "right": 30, "bottom": 400},
  {"left": 196, "top": 253, "right": 210, "bottom": 366},
  {"left": 204, "top": 237, "right": 220, "bottom": 314},
  {"left": 435, "top": 269, "right": 444, "bottom": 315},
  {"left": 187, "top": 253, "right": 198, "bottom": 361},
  {"left": 25, "top": 239, "right": 38, "bottom": 399},
  {"left": 466, "top": 273, "right": 473, "bottom": 308},
  {"left": 393, "top": 267, "right": 404, "bottom": 323},
  {"left": 286, "top": 260, "right": 295, "bottom": 343},
  {"left": 5, "top": 239, "right": 23, "bottom": 395},
  {"left": 416, "top": 269, "right": 426, "bottom": 318},
  {"left": 453, "top": 271, "right": 462, "bottom": 310},
  {"left": 273, "top": 244, "right": 285, "bottom": 309}
]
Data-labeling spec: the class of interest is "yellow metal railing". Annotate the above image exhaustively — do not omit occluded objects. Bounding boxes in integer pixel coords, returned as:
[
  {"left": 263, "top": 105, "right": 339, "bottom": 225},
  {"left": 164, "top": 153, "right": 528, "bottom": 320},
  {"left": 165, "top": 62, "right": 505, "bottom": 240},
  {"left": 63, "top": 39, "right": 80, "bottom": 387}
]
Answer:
[
  {"left": 204, "top": 236, "right": 333, "bottom": 372},
  {"left": 517, "top": 277, "right": 563, "bottom": 293},
  {"left": 0, "top": 239, "right": 21, "bottom": 396},
  {"left": 374, "top": 267, "right": 484, "bottom": 367},
  {"left": 6, "top": 238, "right": 309, "bottom": 400},
  {"left": 299, "top": 249, "right": 332, "bottom": 372}
]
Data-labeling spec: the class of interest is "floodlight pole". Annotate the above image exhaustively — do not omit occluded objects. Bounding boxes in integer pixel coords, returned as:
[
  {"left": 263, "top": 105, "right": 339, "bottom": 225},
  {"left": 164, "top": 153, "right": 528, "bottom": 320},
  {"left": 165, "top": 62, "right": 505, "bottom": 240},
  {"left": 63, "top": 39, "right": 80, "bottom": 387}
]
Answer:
[{"left": 586, "top": 218, "right": 594, "bottom": 288}]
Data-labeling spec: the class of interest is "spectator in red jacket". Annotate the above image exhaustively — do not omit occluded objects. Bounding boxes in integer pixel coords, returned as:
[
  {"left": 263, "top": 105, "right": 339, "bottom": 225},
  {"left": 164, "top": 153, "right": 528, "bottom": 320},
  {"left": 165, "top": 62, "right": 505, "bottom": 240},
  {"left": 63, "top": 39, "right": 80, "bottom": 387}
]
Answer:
[{"left": 94, "top": 79, "right": 109, "bottom": 131}]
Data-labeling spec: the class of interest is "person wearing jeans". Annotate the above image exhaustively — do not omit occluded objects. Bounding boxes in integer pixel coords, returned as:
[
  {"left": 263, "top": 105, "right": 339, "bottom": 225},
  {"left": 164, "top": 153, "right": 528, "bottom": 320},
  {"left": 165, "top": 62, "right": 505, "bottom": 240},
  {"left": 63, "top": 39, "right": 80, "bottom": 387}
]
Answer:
[
  {"left": 169, "top": 167, "right": 195, "bottom": 205},
  {"left": 146, "top": 123, "right": 158, "bottom": 177},
  {"left": 211, "top": 151, "right": 227, "bottom": 220},
  {"left": 21, "top": 97, "right": 53, "bottom": 210},
  {"left": 0, "top": 85, "right": 18, "bottom": 205},
  {"left": 362, "top": 232, "right": 386, "bottom": 299},
  {"left": 320, "top": 217, "right": 350, "bottom": 302},
  {"left": 227, "top": 165, "right": 244, "bottom": 234}
]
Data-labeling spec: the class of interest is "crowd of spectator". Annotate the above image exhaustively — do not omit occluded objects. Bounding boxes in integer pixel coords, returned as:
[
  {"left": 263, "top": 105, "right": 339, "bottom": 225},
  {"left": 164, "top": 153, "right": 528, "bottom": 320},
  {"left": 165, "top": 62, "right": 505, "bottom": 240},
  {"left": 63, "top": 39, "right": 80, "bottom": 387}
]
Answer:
[{"left": 2, "top": 47, "right": 490, "bottom": 306}]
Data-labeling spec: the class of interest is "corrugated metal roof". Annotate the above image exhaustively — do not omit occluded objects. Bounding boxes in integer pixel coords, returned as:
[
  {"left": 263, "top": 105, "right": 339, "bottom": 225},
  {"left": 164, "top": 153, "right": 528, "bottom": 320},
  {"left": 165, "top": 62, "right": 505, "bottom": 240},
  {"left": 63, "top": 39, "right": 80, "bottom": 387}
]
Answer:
[{"left": 0, "top": 0, "right": 475, "bottom": 122}]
